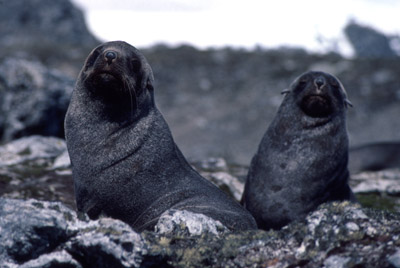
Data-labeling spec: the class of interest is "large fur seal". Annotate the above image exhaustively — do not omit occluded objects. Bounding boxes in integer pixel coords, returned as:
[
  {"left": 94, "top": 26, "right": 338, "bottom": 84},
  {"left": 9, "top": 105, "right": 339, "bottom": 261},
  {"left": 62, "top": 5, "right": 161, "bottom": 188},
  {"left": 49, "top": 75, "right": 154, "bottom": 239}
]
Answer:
[
  {"left": 242, "top": 71, "right": 356, "bottom": 230},
  {"left": 64, "top": 41, "right": 256, "bottom": 231}
]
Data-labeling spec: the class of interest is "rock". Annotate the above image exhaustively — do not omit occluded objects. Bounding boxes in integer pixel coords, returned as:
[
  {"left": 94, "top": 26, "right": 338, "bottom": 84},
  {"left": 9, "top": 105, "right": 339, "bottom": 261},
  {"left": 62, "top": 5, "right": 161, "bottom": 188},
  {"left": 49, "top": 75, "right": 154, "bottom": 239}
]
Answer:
[
  {"left": 143, "top": 201, "right": 400, "bottom": 267},
  {"left": 0, "top": 135, "right": 67, "bottom": 167},
  {"left": 155, "top": 209, "right": 228, "bottom": 236},
  {"left": 1, "top": 184, "right": 400, "bottom": 266},
  {"left": 323, "top": 255, "right": 352, "bottom": 268},
  {"left": 1, "top": 136, "right": 400, "bottom": 266},
  {"left": 0, "top": 58, "right": 74, "bottom": 142},
  {"left": 66, "top": 218, "right": 146, "bottom": 268},
  {"left": 388, "top": 249, "right": 400, "bottom": 268},
  {"left": 203, "top": 171, "right": 244, "bottom": 202},
  {"left": 0, "top": 136, "right": 74, "bottom": 208},
  {"left": 192, "top": 157, "right": 248, "bottom": 202},
  {"left": 52, "top": 150, "right": 72, "bottom": 170},
  {"left": 18, "top": 250, "right": 82, "bottom": 268},
  {"left": 0, "top": 198, "right": 146, "bottom": 268},
  {"left": 352, "top": 169, "right": 400, "bottom": 195},
  {"left": 344, "top": 21, "right": 398, "bottom": 58},
  {"left": 0, "top": 0, "right": 99, "bottom": 74}
]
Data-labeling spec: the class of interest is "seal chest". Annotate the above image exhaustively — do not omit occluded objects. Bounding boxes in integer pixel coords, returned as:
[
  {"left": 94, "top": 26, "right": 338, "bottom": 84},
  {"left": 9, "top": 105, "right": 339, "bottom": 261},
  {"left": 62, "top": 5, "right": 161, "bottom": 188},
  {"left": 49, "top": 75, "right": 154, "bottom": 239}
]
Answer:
[
  {"left": 242, "top": 71, "right": 356, "bottom": 230},
  {"left": 65, "top": 41, "right": 257, "bottom": 231}
]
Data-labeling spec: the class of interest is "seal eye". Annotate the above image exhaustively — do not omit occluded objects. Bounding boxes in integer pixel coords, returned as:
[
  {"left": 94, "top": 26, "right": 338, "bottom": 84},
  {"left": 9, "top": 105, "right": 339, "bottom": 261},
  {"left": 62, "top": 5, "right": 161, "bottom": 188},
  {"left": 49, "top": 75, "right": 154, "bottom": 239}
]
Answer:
[
  {"left": 85, "top": 49, "right": 100, "bottom": 69},
  {"left": 295, "top": 80, "right": 307, "bottom": 92}
]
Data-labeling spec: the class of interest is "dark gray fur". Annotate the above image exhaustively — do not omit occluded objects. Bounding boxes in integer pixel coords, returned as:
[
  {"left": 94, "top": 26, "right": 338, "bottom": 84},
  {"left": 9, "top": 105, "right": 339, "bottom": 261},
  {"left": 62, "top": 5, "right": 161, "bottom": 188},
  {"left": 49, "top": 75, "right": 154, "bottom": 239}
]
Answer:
[
  {"left": 65, "top": 41, "right": 256, "bottom": 232},
  {"left": 242, "top": 71, "right": 356, "bottom": 230}
]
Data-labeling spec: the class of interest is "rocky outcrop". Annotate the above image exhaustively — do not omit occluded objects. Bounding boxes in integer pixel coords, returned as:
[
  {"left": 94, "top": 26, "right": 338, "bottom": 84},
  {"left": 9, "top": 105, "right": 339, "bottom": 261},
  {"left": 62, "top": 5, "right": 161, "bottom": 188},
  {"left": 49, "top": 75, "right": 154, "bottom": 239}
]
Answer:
[{"left": 1, "top": 197, "right": 400, "bottom": 267}]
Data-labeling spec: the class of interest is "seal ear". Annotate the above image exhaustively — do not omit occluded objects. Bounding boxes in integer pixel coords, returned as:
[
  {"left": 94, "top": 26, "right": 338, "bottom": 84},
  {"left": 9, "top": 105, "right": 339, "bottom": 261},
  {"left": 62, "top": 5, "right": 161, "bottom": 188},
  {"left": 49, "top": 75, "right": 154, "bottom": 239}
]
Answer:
[
  {"left": 337, "top": 80, "right": 353, "bottom": 108},
  {"left": 141, "top": 63, "right": 154, "bottom": 91},
  {"left": 344, "top": 98, "right": 353, "bottom": 108},
  {"left": 131, "top": 58, "right": 154, "bottom": 91},
  {"left": 281, "top": 89, "right": 290, "bottom": 95}
]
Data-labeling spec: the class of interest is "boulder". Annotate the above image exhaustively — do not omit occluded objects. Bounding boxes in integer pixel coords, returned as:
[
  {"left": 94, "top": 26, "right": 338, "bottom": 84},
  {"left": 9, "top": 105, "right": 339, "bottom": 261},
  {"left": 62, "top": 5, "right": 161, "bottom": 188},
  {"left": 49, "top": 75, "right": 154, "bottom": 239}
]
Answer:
[
  {"left": 0, "top": 58, "right": 74, "bottom": 142},
  {"left": 0, "top": 0, "right": 99, "bottom": 73},
  {"left": 344, "top": 22, "right": 398, "bottom": 59}
]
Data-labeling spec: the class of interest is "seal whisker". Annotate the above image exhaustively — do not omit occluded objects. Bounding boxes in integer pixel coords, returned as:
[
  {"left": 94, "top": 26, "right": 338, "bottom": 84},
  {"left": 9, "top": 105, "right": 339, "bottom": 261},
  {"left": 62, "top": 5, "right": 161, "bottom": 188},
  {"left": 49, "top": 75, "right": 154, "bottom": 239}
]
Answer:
[{"left": 121, "top": 74, "right": 137, "bottom": 119}]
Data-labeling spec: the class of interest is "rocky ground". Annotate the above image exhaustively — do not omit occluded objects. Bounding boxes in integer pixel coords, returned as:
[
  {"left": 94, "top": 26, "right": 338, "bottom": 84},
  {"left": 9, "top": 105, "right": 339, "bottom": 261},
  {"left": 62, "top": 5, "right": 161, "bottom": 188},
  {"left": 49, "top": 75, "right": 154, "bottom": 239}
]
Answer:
[{"left": 1, "top": 136, "right": 400, "bottom": 267}]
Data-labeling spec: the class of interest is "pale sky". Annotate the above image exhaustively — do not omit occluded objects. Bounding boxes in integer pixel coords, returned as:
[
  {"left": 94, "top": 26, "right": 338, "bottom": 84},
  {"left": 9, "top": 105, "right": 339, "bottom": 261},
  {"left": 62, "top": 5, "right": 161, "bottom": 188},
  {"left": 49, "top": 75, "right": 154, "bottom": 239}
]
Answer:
[{"left": 72, "top": 0, "right": 400, "bottom": 56}]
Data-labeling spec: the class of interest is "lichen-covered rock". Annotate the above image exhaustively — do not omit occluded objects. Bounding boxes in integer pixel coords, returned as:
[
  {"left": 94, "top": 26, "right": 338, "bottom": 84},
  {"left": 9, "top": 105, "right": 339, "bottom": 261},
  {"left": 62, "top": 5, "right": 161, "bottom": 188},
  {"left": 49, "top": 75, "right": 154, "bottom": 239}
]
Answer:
[
  {"left": 143, "top": 202, "right": 400, "bottom": 267},
  {"left": 0, "top": 135, "right": 67, "bottom": 167},
  {"left": 0, "top": 198, "right": 78, "bottom": 265},
  {"left": 1, "top": 195, "right": 400, "bottom": 267},
  {"left": 66, "top": 218, "right": 146, "bottom": 268},
  {"left": 155, "top": 209, "right": 228, "bottom": 236},
  {"left": 0, "top": 198, "right": 146, "bottom": 268},
  {"left": 1, "top": 137, "right": 400, "bottom": 267}
]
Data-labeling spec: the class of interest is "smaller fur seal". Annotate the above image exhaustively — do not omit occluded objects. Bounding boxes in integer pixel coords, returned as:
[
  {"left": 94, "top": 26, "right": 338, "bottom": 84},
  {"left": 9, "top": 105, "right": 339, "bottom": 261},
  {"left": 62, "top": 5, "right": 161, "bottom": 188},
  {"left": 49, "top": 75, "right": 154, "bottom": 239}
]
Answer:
[
  {"left": 242, "top": 71, "right": 356, "bottom": 230},
  {"left": 65, "top": 41, "right": 256, "bottom": 232}
]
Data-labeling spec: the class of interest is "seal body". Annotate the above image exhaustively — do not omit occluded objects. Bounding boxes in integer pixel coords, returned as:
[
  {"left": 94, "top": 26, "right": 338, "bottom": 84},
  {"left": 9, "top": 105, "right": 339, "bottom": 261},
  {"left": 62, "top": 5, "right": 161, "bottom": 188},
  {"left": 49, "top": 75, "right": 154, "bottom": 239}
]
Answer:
[
  {"left": 65, "top": 41, "right": 256, "bottom": 231},
  {"left": 242, "top": 71, "right": 356, "bottom": 230}
]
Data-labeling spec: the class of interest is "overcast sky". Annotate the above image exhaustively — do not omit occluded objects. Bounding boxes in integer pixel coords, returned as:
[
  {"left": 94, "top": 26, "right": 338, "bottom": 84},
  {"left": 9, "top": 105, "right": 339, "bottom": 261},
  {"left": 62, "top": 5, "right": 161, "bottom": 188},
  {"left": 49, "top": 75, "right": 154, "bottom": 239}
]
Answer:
[{"left": 71, "top": 0, "right": 400, "bottom": 56}]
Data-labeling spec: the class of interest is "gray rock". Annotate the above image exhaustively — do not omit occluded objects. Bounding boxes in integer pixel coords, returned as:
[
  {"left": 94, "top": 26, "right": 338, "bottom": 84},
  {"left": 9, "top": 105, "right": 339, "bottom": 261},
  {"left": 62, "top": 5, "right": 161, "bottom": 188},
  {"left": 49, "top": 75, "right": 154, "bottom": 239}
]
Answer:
[
  {"left": 0, "top": 198, "right": 146, "bottom": 268},
  {"left": 323, "top": 255, "right": 352, "bottom": 268},
  {"left": 1, "top": 196, "right": 400, "bottom": 267},
  {"left": 0, "top": 135, "right": 67, "bottom": 167},
  {"left": 66, "top": 218, "right": 146, "bottom": 268},
  {"left": 388, "top": 249, "right": 400, "bottom": 268},
  {"left": 0, "top": 58, "right": 74, "bottom": 142},
  {"left": 18, "top": 251, "right": 82, "bottom": 268},
  {"left": 0, "top": 0, "right": 99, "bottom": 70},
  {"left": 344, "top": 21, "right": 398, "bottom": 58},
  {"left": 0, "top": 138, "right": 74, "bottom": 207},
  {"left": 0, "top": 198, "right": 77, "bottom": 264},
  {"left": 201, "top": 171, "right": 244, "bottom": 202},
  {"left": 155, "top": 209, "right": 228, "bottom": 236},
  {"left": 1, "top": 137, "right": 400, "bottom": 267},
  {"left": 52, "top": 150, "right": 71, "bottom": 170},
  {"left": 351, "top": 169, "right": 400, "bottom": 195}
]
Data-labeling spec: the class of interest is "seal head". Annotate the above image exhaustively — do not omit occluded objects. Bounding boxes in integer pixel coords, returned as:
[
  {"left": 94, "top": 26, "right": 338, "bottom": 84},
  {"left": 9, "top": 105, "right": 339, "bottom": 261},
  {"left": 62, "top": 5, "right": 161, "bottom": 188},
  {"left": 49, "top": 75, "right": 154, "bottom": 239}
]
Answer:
[{"left": 242, "top": 71, "right": 356, "bottom": 230}]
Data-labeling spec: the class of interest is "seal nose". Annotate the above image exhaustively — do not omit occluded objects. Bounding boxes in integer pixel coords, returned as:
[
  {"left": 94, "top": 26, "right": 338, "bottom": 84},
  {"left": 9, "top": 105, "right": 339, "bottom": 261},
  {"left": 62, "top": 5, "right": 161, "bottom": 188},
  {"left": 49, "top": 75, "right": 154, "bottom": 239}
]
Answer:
[
  {"left": 104, "top": 51, "right": 117, "bottom": 64},
  {"left": 314, "top": 76, "right": 325, "bottom": 89}
]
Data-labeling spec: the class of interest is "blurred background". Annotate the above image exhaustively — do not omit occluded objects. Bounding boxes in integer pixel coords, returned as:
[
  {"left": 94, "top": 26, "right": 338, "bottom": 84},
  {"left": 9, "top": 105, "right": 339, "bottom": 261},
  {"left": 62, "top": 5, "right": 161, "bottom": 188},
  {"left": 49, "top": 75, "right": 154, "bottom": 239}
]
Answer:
[{"left": 0, "top": 0, "right": 399, "bottom": 165}]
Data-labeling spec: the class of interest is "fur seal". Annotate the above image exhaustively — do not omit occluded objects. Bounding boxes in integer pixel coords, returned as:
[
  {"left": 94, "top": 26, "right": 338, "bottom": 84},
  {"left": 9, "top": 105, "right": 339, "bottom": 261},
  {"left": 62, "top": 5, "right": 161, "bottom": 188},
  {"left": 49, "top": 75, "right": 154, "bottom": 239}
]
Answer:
[
  {"left": 242, "top": 71, "right": 356, "bottom": 230},
  {"left": 64, "top": 41, "right": 256, "bottom": 231}
]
